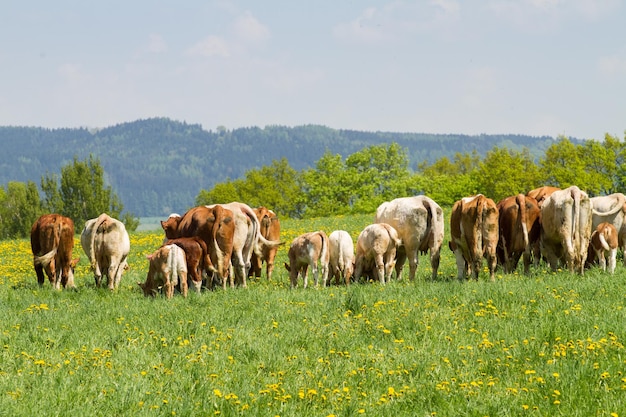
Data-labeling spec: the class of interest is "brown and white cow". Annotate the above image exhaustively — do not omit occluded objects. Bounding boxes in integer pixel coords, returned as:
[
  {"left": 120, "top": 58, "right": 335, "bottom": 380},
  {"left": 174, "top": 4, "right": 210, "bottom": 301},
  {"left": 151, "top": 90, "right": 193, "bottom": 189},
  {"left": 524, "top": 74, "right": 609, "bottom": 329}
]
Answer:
[
  {"left": 284, "top": 231, "right": 329, "bottom": 289},
  {"left": 527, "top": 186, "right": 560, "bottom": 207},
  {"left": 30, "top": 214, "right": 80, "bottom": 289},
  {"left": 496, "top": 194, "right": 541, "bottom": 274},
  {"left": 250, "top": 206, "right": 281, "bottom": 281},
  {"left": 375, "top": 195, "right": 444, "bottom": 281},
  {"left": 164, "top": 236, "right": 216, "bottom": 291},
  {"left": 590, "top": 193, "right": 626, "bottom": 266},
  {"left": 161, "top": 205, "right": 235, "bottom": 289},
  {"left": 328, "top": 230, "right": 355, "bottom": 285},
  {"left": 139, "top": 244, "right": 188, "bottom": 298},
  {"left": 540, "top": 185, "right": 592, "bottom": 274},
  {"left": 590, "top": 222, "right": 618, "bottom": 274},
  {"left": 449, "top": 194, "right": 499, "bottom": 281},
  {"left": 354, "top": 223, "right": 401, "bottom": 285},
  {"left": 81, "top": 213, "right": 130, "bottom": 290}
]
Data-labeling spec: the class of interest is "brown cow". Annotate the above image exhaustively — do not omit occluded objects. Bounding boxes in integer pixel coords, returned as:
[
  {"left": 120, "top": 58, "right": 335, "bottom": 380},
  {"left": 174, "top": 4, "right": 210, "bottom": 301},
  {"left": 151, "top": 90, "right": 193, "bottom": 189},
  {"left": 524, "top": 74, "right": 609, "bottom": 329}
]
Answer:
[
  {"left": 354, "top": 223, "right": 401, "bottom": 285},
  {"left": 527, "top": 186, "right": 560, "bottom": 207},
  {"left": 591, "top": 193, "right": 626, "bottom": 266},
  {"left": 496, "top": 194, "right": 541, "bottom": 274},
  {"left": 161, "top": 205, "right": 235, "bottom": 289},
  {"left": 284, "top": 231, "right": 329, "bottom": 289},
  {"left": 164, "top": 236, "right": 216, "bottom": 291},
  {"left": 449, "top": 194, "right": 499, "bottom": 281},
  {"left": 250, "top": 206, "right": 281, "bottom": 280},
  {"left": 139, "top": 244, "right": 188, "bottom": 298},
  {"left": 590, "top": 222, "right": 618, "bottom": 274},
  {"left": 540, "top": 185, "right": 592, "bottom": 274},
  {"left": 30, "top": 214, "right": 80, "bottom": 289}
]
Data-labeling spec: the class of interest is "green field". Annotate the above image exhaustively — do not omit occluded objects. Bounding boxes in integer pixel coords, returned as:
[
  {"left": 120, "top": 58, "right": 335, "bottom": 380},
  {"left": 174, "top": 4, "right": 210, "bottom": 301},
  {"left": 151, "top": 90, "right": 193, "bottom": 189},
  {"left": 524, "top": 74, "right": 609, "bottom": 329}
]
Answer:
[{"left": 1, "top": 213, "right": 625, "bottom": 416}]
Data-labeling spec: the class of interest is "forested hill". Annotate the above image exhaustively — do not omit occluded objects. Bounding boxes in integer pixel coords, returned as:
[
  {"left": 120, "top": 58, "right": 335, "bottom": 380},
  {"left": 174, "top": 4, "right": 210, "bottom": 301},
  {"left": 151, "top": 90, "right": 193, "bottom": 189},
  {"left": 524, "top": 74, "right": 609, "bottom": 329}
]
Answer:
[{"left": 0, "top": 117, "right": 573, "bottom": 217}]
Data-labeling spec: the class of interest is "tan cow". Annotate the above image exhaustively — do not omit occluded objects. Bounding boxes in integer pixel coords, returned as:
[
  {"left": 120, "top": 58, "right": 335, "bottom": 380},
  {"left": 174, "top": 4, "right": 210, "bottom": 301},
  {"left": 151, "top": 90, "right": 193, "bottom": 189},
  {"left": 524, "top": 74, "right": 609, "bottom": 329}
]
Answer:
[
  {"left": 81, "top": 213, "right": 130, "bottom": 290},
  {"left": 250, "top": 206, "right": 281, "bottom": 280},
  {"left": 496, "top": 194, "right": 541, "bottom": 274},
  {"left": 161, "top": 205, "right": 235, "bottom": 289},
  {"left": 139, "top": 244, "right": 188, "bottom": 298},
  {"left": 328, "top": 230, "right": 355, "bottom": 285},
  {"left": 30, "top": 214, "right": 79, "bottom": 289},
  {"left": 284, "top": 231, "right": 329, "bottom": 289},
  {"left": 527, "top": 186, "right": 560, "bottom": 207},
  {"left": 590, "top": 222, "right": 618, "bottom": 274},
  {"left": 540, "top": 185, "right": 592, "bottom": 274},
  {"left": 375, "top": 196, "right": 444, "bottom": 281},
  {"left": 590, "top": 193, "right": 626, "bottom": 266},
  {"left": 449, "top": 194, "right": 499, "bottom": 281},
  {"left": 354, "top": 223, "right": 401, "bottom": 285}
]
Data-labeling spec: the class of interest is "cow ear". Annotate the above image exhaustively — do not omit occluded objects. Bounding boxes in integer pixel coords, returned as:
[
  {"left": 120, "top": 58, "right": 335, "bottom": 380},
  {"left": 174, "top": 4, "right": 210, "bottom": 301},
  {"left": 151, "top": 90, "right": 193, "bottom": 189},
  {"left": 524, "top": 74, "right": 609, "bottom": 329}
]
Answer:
[{"left": 146, "top": 254, "right": 153, "bottom": 260}]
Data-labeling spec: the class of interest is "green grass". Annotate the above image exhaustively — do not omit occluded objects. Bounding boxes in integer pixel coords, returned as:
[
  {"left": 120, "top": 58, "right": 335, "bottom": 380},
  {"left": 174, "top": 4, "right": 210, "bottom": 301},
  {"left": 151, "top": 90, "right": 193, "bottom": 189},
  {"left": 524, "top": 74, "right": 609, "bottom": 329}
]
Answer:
[{"left": 0, "top": 213, "right": 625, "bottom": 416}]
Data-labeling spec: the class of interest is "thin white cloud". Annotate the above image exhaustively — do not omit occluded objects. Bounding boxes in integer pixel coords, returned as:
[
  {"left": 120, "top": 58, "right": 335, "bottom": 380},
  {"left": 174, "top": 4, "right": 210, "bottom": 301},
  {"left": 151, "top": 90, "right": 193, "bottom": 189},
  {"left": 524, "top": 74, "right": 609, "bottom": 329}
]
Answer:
[
  {"left": 185, "top": 35, "right": 230, "bottom": 58},
  {"left": 598, "top": 54, "right": 626, "bottom": 75},
  {"left": 233, "top": 11, "right": 270, "bottom": 45},
  {"left": 333, "top": 7, "right": 390, "bottom": 44}
]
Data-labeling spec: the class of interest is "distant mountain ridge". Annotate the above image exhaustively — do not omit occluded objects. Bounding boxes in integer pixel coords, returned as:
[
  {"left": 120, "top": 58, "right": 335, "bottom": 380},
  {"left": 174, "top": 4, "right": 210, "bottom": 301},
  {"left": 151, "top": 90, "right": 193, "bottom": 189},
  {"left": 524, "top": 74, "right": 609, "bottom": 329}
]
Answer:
[{"left": 0, "top": 117, "right": 574, "bottom": 217}]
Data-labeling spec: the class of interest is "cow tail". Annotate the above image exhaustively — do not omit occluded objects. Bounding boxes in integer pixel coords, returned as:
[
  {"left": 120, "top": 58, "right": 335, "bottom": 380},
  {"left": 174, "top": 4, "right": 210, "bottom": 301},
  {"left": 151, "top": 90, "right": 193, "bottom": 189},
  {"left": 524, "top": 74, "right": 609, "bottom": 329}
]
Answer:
[
  {"left": 34, "top": 247, "right": 58, "bottom": 267},
  {"left": 89, "top": 214, "right": 108, "bottom": 270},
  {"left": 516, "top": 194, "right": 529, "bottom": 248},
  {"left": 571, "top": 188, "right": 581, "bottom": 254},
  {"left": 319, "top": 231, "right": 328, "bottom": 264},
  {"left": 599, "top": 227, "right": 611, "bottom": 251},
  {"left": 475, "top": 196, "right": 485, "bottom": 255}
]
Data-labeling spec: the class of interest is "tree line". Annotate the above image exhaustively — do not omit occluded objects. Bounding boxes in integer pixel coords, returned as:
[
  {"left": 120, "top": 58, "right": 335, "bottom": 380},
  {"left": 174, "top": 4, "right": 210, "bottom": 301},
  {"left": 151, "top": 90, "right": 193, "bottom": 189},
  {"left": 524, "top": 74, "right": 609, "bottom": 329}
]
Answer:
[
  {"left": 197, "top": 134, "right": 625, "bottom": 219},
  {"left": 0, "top": 133, "right": 622, "bottom": 240},
  {"left": 0, "top": 118, "right": 566, "bottom": 216}
]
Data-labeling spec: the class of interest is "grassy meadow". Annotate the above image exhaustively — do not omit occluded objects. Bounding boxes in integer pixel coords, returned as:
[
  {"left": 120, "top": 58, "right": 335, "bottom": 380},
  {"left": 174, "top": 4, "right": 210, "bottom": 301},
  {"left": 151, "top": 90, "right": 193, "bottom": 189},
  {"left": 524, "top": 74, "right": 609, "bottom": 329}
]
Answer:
[{"left": 0, "top": 213, "right": 625, "bottom": 416}]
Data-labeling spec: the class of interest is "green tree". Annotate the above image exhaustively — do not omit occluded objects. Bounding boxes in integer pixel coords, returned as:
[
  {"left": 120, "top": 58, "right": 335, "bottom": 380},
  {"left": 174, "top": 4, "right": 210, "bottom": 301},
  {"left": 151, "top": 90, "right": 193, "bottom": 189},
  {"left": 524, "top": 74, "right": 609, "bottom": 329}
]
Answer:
[
  {"left": 476, "top": 147, "right": 542, "bottom": 202},
  {"left": 539, "top": 137, "right": 585, "bottom": 188},
  {"left": 301, "top": 152, "right": 352, "bottom": 218},
  {"left": 41, "top": 155, "right": 138, "bottom": 231},
  {"left": 0, "top": 181, "right": 43, "bottom": 239}
]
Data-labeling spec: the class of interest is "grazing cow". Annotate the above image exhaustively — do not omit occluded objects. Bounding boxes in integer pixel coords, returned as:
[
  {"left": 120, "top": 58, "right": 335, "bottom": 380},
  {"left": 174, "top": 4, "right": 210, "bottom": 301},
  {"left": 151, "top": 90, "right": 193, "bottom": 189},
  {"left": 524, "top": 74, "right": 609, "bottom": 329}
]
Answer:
[
  {"left": 375, "top": 196, "right": 444, "bottom": 281},
  {"left": 80, "top": 213, "right": 130, "bottom": 290},
  {"left": 164, "top": 236, "right": 215, "bottom": 291},
  {"left": 590, "top": 222, "right": 618, "bottom": 274},
  {"left": 328, "top": 230, "right": 355, "bottom": 285},
  {"left": 139, "top": 244, "right": 188, "bottom": 298},
  {"left": 449, "top": 194, "right": 499, "bottom": 281},
  {"left": 161, "top": 205, "right": 235, "bottom": 289},
  {"left": 527, "top": 186, "right": 560, "bottom": 207},
  {"left": 496, "top": 194, "right": 541, "bottom": 274},
  {"left": 250, "top": 207, "right": 281, "bottom": 280},
  {"left": 540, "top": 185, "right": 592, "bottom": 274},
  {"left": 284, "top": 231, "right": 329, "bottom": 288},
  {"left": 30, "top": 214, "right": 80, "bottom": 289},
  {"left": 590, "top": 193, "right": 626, "bottom": 266},
  {"left": 354, "top": 223, "right": 401, "bottom": 285}
]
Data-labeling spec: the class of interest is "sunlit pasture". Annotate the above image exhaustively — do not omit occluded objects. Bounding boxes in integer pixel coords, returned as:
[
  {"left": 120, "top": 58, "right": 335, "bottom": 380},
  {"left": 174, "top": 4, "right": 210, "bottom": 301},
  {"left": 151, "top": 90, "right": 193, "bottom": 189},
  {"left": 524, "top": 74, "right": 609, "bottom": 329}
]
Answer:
[{"left": 0, "top": 213, "right": 625, "bottom": 416}]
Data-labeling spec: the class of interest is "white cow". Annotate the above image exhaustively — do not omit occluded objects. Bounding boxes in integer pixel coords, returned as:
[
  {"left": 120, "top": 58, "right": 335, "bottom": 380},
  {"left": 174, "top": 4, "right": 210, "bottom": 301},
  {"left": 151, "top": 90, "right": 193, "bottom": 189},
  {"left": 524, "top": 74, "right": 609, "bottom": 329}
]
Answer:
[
  {"left": 375, "top": 196, "right": 444, "bottom": 281},
  {"left": 540, "top": 186, "right": 592, "bottom": 274},
  {"left": 81, "top": 213, "right": 130, "bottom": 290},
  {"left": 354, "top": 223, "right": 401, "bottom": 285},
  {"left": 591, "top": 193, "right": 626, "bottom": 266},
  {"left": 328, "top": 230, "right": 355, "bottom": 285}
]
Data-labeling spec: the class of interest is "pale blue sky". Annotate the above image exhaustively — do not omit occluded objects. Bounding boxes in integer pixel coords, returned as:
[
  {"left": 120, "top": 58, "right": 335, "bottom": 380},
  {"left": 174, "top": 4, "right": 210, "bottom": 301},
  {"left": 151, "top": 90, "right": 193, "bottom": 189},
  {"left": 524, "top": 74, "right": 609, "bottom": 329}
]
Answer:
[{"left": 1, "top": 1, "right": 624, "bottom": 139}]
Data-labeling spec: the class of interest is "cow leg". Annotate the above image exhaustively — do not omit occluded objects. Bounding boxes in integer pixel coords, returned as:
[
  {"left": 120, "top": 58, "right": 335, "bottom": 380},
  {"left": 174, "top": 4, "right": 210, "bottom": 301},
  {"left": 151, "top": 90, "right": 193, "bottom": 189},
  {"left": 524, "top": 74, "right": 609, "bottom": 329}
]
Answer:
[
  {"left": 376, "top": 255, "right": 385, "bottom": 285},
  {"left": 406, "top": 247, "right": 419, "bottom": 281},
  {"left": 608, "top": 249, "right": 617, "bottom": 274},
  {"left": 486, "top": 251, "right": 497, "bottom": 282},
  {"left": 266, "top": 260, "right": 275, "bottom": 281},
  {"left": 34, "top": 263, "right": 46, "bottom": 286},
  {"left": 232, "top": 254, "right": 247, "bottom": 288},
  {"left": 302, "top": 266, "right": 309, "bottom": 289},
  {"left": 598, "top": 250, "right": 607, "bottom": 272},
  {"left": 394, "top": 246, "right": 407, "bottom": 280},
  {"left": 321, "top": 263, "right": 329, "bottom": 287},
  {"left": 453, "top": 250, "right": 466, "bottom": 281},
  {"left": 180, "top": 270, "right": 188, "bottom": 297},
  {"left": 429, "top": 248, "right": 441, "bottom": 281}
]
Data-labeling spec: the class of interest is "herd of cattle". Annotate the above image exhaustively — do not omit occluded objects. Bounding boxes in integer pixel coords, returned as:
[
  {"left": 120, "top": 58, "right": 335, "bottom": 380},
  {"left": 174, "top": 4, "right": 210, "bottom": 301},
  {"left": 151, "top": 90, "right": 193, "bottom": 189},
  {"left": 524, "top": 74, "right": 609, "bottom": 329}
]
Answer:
[{"left": 28, "top": 186, "right": 626, "bottom": 297}]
